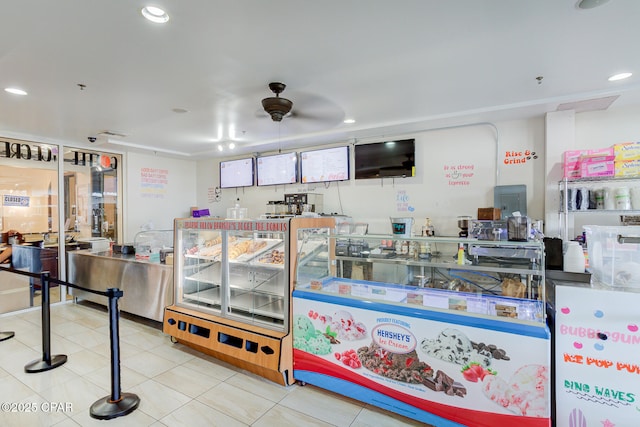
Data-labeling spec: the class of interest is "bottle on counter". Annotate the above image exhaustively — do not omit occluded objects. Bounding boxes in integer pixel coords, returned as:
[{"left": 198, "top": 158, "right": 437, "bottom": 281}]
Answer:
[
  {"left": 420, "top": 242, "right": 431, "bottom": 257},
  {"left": 457, "top": 243, "right": 465, "bottom": 265},
  {"left": 412, "top": 241, "right": 421, "bottom": 259},
  {"left": 563, "top": 241, "right": 586, "bottom": 273},
  {"left": 422, "top": 218, "right": 435, "bottom": 237}
]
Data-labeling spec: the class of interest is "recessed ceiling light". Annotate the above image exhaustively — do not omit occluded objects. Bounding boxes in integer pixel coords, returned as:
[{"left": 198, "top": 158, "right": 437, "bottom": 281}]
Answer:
[
  {"left": 141, "top": 6, "right": 169, "bottom": 23},
  {"left": 228, "top": 142, "right": 235, "bottom": 150},
  {"left": 217, "top": 144, "right": 224, "bottom": 152},
  {"left": 343, "top": 118, "right": 356, "bottom": 124},
  {"left": 5, "top": 87, "right": 27, "bottom": 96},
  {"left": 609, "top": 72, "right": 632, "bottom": 81}
]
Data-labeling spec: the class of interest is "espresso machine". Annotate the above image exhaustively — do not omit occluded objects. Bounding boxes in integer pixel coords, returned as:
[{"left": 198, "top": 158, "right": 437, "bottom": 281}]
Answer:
[{"left": 284, "top": 193, "right": 323, "bottom": 215}]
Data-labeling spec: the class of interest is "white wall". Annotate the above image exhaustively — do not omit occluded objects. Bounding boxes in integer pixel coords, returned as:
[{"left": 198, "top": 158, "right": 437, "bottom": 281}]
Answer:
[
  {"left": 124, "top": 152, "right": 197, "bottom": 242},
  {"left": 196, "top": 117, "right": 546, "bottom": 237}
]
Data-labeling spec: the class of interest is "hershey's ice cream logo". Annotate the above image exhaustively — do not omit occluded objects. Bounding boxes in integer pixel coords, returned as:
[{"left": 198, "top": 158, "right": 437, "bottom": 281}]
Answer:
[{"left": 372, "top": 324, "right": 416, "bottom": 354}]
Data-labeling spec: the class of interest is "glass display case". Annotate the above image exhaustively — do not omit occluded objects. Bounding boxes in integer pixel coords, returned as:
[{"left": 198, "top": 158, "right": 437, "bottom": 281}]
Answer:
[
  {"left": 301, "top": 234, "right": 546, "bottom": 323},
  {"left": 292, "top": 233, "right": 551, "bottom": 427},
  {"left": 133, "top": 229, "right": 173, "bottom": 262},
  {"left": 173, "top": 219, "right": 289, "bottom": 330},
  {"left": 164, "top": 217, "right": 335, "bottom": 386}
]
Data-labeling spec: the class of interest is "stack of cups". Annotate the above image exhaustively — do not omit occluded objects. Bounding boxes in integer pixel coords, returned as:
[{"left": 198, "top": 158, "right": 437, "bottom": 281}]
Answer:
[
  {"left": 604, "top": 187, "right": 616, "bottom": 210},
  {"left": 615, "top": 187, "right": 631, "bottom": 210},
  {"left": 595, "top": 189, "right": 605, "bottom": 209},
  {"left": 632, "top": 187, "right": 640, "bottom": 210}
]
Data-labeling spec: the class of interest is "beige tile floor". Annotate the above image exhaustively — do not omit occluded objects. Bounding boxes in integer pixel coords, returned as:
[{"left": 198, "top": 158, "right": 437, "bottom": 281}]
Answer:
[{"left": 0, "top": 302, "right": 431, "bottom": 427}]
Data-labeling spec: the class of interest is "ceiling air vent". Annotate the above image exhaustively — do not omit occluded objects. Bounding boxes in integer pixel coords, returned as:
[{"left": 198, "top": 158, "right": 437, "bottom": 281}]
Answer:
[
  {"left": 556, "top": 95, "right": 619, "bottom": 113},
  {"left": 97, "top": 130, "right": 128, "bottom": 138}
]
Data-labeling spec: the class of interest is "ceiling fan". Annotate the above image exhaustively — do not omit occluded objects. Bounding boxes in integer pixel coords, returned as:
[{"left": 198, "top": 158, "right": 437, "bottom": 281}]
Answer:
[{"left": 261, "top": 82, "right": 293, "bottom": 122}]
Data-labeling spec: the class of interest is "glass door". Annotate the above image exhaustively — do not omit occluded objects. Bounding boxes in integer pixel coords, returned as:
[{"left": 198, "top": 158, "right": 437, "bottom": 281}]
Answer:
[{"left": 227, "top": 228, "right": 288, "bottom": 330}]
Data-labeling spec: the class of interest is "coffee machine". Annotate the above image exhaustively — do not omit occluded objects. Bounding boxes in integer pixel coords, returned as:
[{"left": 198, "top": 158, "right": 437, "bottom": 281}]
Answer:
[
  {"left": 457, "top": 216, "right": 472, "bottom": 238},
  {"left": 284, "top": 193, "right": 323, "bottom": 215}
]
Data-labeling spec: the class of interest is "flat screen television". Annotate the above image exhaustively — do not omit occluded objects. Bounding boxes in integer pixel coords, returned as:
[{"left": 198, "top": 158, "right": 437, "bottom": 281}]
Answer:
[
  {"left": 257, "top": 152, "right": 298, "bottom": 186},
  {"left": 300, "top": 146, "right": 350, "bottom": 183},
  {"left": 219, "top": 157, "right": 254, "bottom": 188},
  {"left": 354, "top": 138, "right": 415, "bottom": 179}
]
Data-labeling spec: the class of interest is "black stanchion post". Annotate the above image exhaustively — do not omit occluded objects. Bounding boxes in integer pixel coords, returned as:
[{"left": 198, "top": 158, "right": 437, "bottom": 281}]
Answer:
[
  {"left": 25, "top": 272, "right": 67, "bottom": 373},
  {"left": 90, "top": 287, "right": 139, "bottom": 420}
]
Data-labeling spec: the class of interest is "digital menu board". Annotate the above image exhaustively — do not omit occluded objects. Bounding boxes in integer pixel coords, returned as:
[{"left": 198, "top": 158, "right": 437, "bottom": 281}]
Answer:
[
  {"left": 300, "top": 146, "right": 350, "bottom": 183},
  {"left": 219, "top": 157, "right": 254, "bottom": 188},
  {"left": 257, "top": 152, "right": 298, "bottom": 186}
]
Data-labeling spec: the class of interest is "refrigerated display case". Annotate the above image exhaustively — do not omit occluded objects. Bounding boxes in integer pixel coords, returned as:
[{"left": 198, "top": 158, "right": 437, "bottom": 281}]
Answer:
[
  {"left": 292, "top": 233, "right": 551, "bottom": 427},
  {"left": 163, "top": 217, "right": 335, "bottom": 386}
]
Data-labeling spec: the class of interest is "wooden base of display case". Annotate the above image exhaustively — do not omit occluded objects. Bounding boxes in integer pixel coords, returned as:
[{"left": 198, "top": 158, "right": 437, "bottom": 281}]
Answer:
[{"left": 163, "top": 306, "right": 293, "bottom": 386}]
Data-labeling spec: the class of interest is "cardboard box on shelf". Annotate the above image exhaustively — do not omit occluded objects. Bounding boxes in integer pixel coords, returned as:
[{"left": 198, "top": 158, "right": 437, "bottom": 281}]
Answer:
[
  {"left": 563, "top": 163, "right": 581, "bottom": 178},
  {"left": 580, "top": 159, "right": 614, "bottom": 178},
  {"left": 563, "top": 148, "right": 615, "bottom": 178},
  {"left": 477, "top": 207, "right": 501, "bottom": 220},
  {"left": 615, "top": 159, "right": 640, "bottom": 177},
  {"left": 614, "top": 142, "right": 640, "bottom": 162},
  {"left": 580, "top": 153, "right": 615, "bottom": 164},
  {"left": 564, "top": 147, "right": 614, "bottom": 164}
]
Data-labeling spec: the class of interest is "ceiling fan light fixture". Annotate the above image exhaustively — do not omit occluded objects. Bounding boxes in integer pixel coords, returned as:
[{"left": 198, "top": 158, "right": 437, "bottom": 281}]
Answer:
[
  {"left": 261, "top": 82, "right": 293, "bottom": 122},
  {"left": 576, "top": 0, "right": 610, "bottom": 9},
  {"left": 5, "top": 87, "right": 27, "bottom": 96},
  {"left": 141, "top": 6, "right": 170, "bottom": 23},
  {"left": 608, "top": 72, "right": 632, "bottom": 81}
]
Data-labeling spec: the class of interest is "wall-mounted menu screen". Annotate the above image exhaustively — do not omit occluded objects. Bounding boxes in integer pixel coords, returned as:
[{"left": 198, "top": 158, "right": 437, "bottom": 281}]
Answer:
[
  {"left": 300, "top": 146, "right": 350, "bottom": 183},
  {"left": 220, "top": 157, "right": 255, "bottom": 188},
  {"left": 257, "top": 152, "right": 298, "bottom": 186}
]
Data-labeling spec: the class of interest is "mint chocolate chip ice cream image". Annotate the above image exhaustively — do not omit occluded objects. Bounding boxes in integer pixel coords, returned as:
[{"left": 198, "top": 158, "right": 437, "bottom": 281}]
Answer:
[
  {"left": 293, "top": 314, "right": 332, "bottom": 355},
  {"left": 420, "top": 328, "right": 493, "bottom": 367}
]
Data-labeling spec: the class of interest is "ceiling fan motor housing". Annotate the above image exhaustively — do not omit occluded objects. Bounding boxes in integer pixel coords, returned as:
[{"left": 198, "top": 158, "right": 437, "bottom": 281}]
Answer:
[{"left": 262, "top": 82, "right": 293, "bottom": 121}]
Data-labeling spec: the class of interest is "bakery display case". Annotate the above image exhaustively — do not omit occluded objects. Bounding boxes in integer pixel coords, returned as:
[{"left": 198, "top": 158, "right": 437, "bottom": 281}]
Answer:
[
  {"left": 292, "top": 233, "right": 551, "bottom": 427},
  {"left": 163, "top": 217, "right": 335, "bottom": 386}
]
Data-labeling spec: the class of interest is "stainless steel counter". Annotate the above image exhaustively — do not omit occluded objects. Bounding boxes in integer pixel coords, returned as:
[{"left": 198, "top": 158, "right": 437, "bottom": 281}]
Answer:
[{"left": 67, "top": 250, "right": 173, "bottom": 322}]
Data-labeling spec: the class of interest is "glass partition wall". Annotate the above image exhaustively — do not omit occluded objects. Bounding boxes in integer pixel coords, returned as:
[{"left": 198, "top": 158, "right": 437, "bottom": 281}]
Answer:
[{"left": 0, "top": 137, "right": 122, "bottom": 313}]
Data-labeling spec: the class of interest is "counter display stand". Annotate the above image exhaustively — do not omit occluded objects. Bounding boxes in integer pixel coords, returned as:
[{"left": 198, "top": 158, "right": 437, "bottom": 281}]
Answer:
[
  {"left": 292, "top": 234, "right": 551, "bottom": 427},
  {"left": 163, "top": 217, "right": 335, "bottom": 386},
  {"left": 547, "top": 272, "right": 640, "bottom": 426}
]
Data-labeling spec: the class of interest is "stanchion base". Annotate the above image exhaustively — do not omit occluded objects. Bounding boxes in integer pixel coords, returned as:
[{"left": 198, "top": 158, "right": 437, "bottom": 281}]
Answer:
[
  {"left": 90, "top": 393, "right": 140, "bottom": 420},
  {"left": 24, "top": 354, "right": 67, "bottom": 373},
  {"left": 0, "top": 331, "right": 15, "bottom": 342}
]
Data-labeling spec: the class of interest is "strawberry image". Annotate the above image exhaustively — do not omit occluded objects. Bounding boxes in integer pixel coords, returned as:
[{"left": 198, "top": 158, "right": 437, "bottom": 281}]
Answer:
[
  {"left": 461, "top": 363, "right": 496, "bottom": 382},
  {"left": 469, "top": 363, "right": 485, "bottom": 379},
  {"left": 337, "top": 348, "right": 362, "bottom": 369},
  {"left": 461, "top": 365, "right": 480, "bottom": 382}
]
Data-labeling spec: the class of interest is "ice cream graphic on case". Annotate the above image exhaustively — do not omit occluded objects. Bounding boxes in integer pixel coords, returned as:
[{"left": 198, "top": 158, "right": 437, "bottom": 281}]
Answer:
[
  {"left": 482, "top": 364, "right": 549, "bottom": 417},
  {"left": 307, "top": 309, "right": 367, "bottom": 341}
]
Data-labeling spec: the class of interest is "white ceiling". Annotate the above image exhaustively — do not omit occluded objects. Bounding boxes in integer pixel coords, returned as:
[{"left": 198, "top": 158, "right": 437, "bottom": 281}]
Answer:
[{"left": 1, "top": 0, "right": 640, "bottom": 158}]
